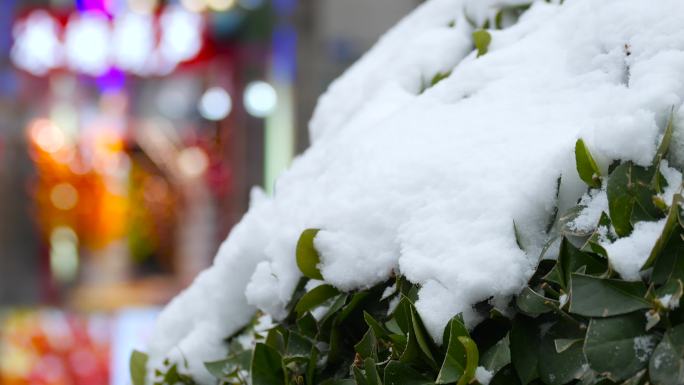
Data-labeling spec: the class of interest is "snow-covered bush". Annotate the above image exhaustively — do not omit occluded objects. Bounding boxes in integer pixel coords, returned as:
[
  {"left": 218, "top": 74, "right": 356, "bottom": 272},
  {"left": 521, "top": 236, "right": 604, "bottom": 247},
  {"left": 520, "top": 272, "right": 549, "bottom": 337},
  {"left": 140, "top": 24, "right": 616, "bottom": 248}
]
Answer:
[{"left": 133, "top": 0, "right": 684, "bottom": 384}]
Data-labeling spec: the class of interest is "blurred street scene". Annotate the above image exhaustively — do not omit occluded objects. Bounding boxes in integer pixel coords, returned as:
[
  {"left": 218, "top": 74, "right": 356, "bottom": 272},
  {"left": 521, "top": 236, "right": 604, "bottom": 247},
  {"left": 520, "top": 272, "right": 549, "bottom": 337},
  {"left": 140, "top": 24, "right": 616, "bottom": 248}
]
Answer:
[{"left": 0, "top": 0, "right": 419, "bottom": 384}]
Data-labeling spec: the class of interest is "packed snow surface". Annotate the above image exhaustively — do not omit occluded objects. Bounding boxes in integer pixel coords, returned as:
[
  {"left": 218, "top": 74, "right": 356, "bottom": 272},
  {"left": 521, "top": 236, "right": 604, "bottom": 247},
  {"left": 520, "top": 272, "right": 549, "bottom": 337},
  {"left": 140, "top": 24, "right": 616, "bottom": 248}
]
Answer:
[{"left": 149, "top": 0, "right": 684, "bottom": 381}]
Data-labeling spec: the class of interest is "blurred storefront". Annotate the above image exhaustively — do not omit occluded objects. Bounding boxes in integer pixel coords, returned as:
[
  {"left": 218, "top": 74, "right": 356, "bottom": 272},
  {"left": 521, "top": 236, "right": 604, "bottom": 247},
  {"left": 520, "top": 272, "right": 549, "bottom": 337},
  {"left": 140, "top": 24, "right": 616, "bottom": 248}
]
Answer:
[{"left": 0, "top": 0, "right": 419, "bottom": 384}]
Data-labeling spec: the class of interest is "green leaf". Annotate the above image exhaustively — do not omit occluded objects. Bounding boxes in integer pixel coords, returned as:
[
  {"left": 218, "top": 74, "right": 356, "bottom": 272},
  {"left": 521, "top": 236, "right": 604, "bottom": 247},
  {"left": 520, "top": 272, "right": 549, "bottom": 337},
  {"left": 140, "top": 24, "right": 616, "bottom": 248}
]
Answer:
[
  {"left": 384, "top": 361, "right": 435, "bottom": 385},
  {"left": 569, "top": 273, "right": 650, "bottom": 317},
  {"left": 608, "top": 162, "right": 663, "bottom": 236},
  {"left": 286, "top": 331, "right": 313, "bottom": 358},
  {"left": 510, "top": 317, "right": 540, "bottom": 385},
  {"left": 653, "top": 106, "right": 675, "bottom": 166},
  {"left": 410, "top": 305, "right": 438, "bottom": 368},
  {"left": 489, "top": 364, "right": 522, "bottom": 385},
  {"left": 297, "top": 312, "right": 318, "bottom": 339},
  {"left": 623, "top": 369, "right": 648, "bottom": 385},
  {"left": 265, "top": 327, "right": 286, "bottom": 353},
  {"left": 575, "top": 139, "right": 602, "bottom": 188},
  {"left": 436, "top": 316, "right": 469, "bottom": 384},
  {"left": 649, "top": 324, "right": 684, "bottom": 385},
  {"left": 364, "top": 311, "right": 391, "bottom": 339},
  {"left": 641, "top": 194, "right": 682, "bottom": 271},
  {"left": 455, "top": 337, "right": 478, "bottom": 385},
  {"left": 480, "top": 335, "right": 511, "bottom": 374},
  {"left": 554, "top": 338, "right": 583, "bottom": 354},
  {"left": 355, "top": 328, "right": 378, "bottom": 360},
  {"left": 320, "top": 380, "right": 355, "bottom": 385},
  {"left": 581, "top": 212, "right": 613, "bottom": 257},
  {"left": 584, "top": 313, "right": 659, "bottom": 381},
  {"left": 296, "top": 228, "right": 323, "bottom": 280},
  {"left": 538, "top": 321, "right": 587, "bottom": 385},
  {"left": 364, "top": 358, "right": 382, "bottom": 385},
  {"left": 204, "top": 359, "right": 232, "bottom": 380},
  {"left": 295, "top": 284, "right": 340, "bottom": 316},
  {"left": 251, "top": 343, "right": 285, "bottom": 385},
  {"left": 130, "top": 350, "right": 148, "bottom": 385},
  {"left": 354, "top": 366, "right": 369, "bottom": 385},
  {"left": 545, "top": 238, "right": 606, "bottom": 290},
  {"left": 430, "top": 71, "right": 451, "bottom": 87},
  {"left": 516, "top": 287, "right": 559, "bottom": 316},
  {"left": 513, "top": 220, "right": 527, "bottom": 251},
  {"left": 473, "top": 29, "right": 491, "bottom": 57},
  {"left": 656, "top": 279, "right": 684, "bottom": 309},
  {"left": 607, "top": 162, "right": 636, "bottom": 237}
]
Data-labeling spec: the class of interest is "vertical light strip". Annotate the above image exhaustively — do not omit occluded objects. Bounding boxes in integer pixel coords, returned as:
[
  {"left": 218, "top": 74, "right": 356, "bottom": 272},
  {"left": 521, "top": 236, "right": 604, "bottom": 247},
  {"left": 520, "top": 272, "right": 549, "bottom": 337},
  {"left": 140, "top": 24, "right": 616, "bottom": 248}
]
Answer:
[
  {"left": 263, "top": 6, "right": 297, "bottom": 194},
  {"left": 264, "top": 80, "right": 294, "bottom": 194}
]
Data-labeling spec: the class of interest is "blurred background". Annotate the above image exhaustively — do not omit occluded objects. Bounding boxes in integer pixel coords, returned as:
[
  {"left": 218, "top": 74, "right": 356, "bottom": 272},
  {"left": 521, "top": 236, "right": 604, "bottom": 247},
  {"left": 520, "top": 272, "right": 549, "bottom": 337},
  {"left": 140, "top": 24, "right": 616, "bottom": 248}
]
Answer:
[{"left": 0, "top": 0, "right": 420, "bottom": 384}]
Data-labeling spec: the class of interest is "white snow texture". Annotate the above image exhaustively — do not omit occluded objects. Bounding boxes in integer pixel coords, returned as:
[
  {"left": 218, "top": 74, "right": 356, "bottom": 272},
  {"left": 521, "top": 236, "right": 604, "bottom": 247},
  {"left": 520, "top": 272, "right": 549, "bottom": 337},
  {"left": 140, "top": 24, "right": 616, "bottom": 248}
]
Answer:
[{"left": 149, "top": 0, "right": 684, "bottom": 381}]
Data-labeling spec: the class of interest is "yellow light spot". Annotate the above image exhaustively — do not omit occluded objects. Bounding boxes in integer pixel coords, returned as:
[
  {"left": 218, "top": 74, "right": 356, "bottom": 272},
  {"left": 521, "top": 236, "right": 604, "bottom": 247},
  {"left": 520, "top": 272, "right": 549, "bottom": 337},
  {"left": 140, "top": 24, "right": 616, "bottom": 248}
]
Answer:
[{"left": 206, "top": 0, "right": 236, "bottom": 11}]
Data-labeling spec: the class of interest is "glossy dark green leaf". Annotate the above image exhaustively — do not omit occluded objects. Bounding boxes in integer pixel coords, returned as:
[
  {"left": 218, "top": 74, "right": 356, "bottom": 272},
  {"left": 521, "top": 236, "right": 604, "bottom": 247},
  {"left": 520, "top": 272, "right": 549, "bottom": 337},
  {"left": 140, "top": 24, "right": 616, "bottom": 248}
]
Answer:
[
  {"left": 480, "top": 335, "right": 510, "bottom": 374},
  {"left": 649, "top": 324, "right": 684, "bottom": 385},
  {"left": 516, "top": 287, "right": 558, "bottom": 316},
  {"left": 296, "top": 228, "right": 323, "bottom": 280},
  {"left": 575, "top": 139, "right": 602, "bottom": 188},
  {"left": 364, "top": 311, "right": 391, "bottom": 339},
  {"left": 354, "top": 366, "right": 369, "bottom": 385},
  {"left": 364, "top": 358, "right": 382, "bottom": 385},
  {"left": 607, "top": 162, "right": 636, "bottom": 237},
  {"left": 489, "top": 364, "right": 522, "bottom": 385},
  {"left": 355, "top": 328, "right": 378, "bottom": 360},
  {"left": 622, "top": 369, "right": 648, "bottom": 385},
  {"left": 384, "top": 361, "right": 434, "bottom": 385},
  {"left": 320, "top": 380, "right": 355, "bottom": 385},
  {"left": 473, "top": 29, "right": 491, "bottom": 57},
  {"left": 538, "top": 322, "right": 587, "bottom": 385},
  {"left": 545, "top": 237, "right": 606, "bottom": 290},
  {"left": 286, "top": 331, "right": 312, "bottom": 358},
  {"left": 392, "top": 297, "right": 413, "bottom": 335},
  {"left": 297, "top": 312, "right": 318, "bottom": 339},
  {"left": 265, "top": 327, "right": 286, "bottom": 353},
  {"left": 130, "top": 350, "right": 148, "bottom": 385},
  {"left": 295, "top": 284, "right": 340, "bottom": 316},
  {"left": 569, "top": 273, "right": 650, "bottom": 317},
  {"left": 510, "top": 317, "right": 540, "bottom": 385},
  {"left": 251, "top": 343, "right": 285, "bottom": 385},
  {"left": 584, "top": 313, "right": 658, "bottom": 381}
]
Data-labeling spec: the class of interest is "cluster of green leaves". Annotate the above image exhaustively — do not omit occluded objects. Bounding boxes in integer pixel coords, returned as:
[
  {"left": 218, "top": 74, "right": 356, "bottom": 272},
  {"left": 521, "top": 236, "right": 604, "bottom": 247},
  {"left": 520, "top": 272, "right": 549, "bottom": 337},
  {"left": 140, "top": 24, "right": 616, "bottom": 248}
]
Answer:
[
  {"left": 133, "top": 111, "right": 684, "bottom": 385},
  {"left": 199, "top": 227, "right": 487, "bottom": 385}
]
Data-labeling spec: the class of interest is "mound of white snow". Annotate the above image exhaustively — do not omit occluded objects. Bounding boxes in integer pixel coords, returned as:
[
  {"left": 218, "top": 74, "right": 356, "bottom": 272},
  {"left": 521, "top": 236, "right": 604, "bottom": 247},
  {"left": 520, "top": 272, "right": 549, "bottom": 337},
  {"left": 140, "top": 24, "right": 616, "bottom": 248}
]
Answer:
[{"left": 148, "top": 0, "right": 684, "bottom": 381}]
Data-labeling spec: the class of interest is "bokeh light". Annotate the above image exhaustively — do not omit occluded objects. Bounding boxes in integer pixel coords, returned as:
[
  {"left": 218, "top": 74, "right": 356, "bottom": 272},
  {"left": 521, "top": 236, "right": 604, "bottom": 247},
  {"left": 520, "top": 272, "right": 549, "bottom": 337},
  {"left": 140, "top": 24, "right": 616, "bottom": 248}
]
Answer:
[
  {"left": 177, "top": 146, "right": 209, "bottom": 178},
  {"left": 50, "top": 183, "right": 79, "bottom": 211},
  {"left": 198, "top": 86, "right": 232, "bottom": 121},
  {"left": 244, "top": 80, "right": 277, "bottom": 118}
]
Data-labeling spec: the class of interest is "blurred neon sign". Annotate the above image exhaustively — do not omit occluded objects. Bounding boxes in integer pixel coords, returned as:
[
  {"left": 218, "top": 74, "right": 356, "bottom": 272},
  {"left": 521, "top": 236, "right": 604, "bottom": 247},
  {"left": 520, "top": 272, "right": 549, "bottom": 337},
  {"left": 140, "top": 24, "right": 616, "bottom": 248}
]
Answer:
[{"left": 11, "top": 6, "right": 204, "bottom": 77}]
